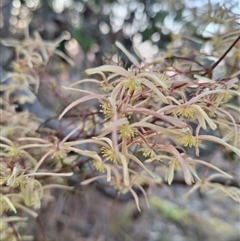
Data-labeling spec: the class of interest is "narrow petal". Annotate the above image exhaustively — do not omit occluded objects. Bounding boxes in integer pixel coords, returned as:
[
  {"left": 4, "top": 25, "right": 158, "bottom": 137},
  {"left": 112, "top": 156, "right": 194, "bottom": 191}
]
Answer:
[
  {"left": 115, "top": 41, "right": 141, "bottom": 68},
  {"left": 141, "top": 78, "right": 168, "bottom": 103},
  {"left": 118, "top": 153, "right": 130, "bottom": 186},
  {"left": 129, "top": 187, "right": 141, "bottom": 212},
  {"left": 168, "top": 161, "right": 175, "bottom": 185},
  {"left": 81, "top": 175, "right": 107, "bottom": 185},
  {"left": 59, "top": 94, "right": 106, "bottom": 119},
  {"left": 33, "top": 150, "right": 54, "bottom": 172},
  {"left": 128, "top": 154, "right": 155, "bottom": 178},
  {"left": 133, "top": 182, "right": 149, "bottom": 208},
  {"left": 14, "top": 203, "right": 38, "bottom": 217},
  {"left": 189, "top": 159, "right": 233, "bottom": 179},
  {"left": 194, "top": 75, "right": 215, "bottom": 84},
  {"left": 162, "top": 145, "right": 194, "bottom": 185},
  {"left": 137, "top": 72, "right": 168, "bottom": 90},
  {"left": 196, "top": 112, "right": 207, "bottom": 130},
  {"left": 193, "top": 104, "right": 217, "bottom": 130},
  {"left": 129, "top": 108, "right": 187, "bottom": 128},
  {"left": 199, "top": 135, "right": 240, "bottom": 156},
  {"left": 86, "top": 65, "right": 131, "bottom": 77},
  {"left": 2, "top": 195, "right": 17, "bottom": 213},
  {"left": 105, "top": 165, "right": 112, "bottom": 182}
]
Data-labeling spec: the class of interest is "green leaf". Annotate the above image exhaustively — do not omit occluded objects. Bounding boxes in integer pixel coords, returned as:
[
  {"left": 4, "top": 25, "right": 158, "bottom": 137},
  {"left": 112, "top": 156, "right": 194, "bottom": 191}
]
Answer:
[{"left": 72, "top": 29, "right": 96, "bottom": 52}]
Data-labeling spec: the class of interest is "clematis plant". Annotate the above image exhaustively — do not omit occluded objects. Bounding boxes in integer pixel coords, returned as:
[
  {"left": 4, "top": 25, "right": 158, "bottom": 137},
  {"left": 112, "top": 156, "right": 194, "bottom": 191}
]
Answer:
[
  {"left": 59, "top": 41, "right": 240, "bottom": 209},
  {"left": 1, "top": 22, "right": 239, "bottom": 239},
  {"left": 0, "top": 32, "right": 76, "bottom": 240}
]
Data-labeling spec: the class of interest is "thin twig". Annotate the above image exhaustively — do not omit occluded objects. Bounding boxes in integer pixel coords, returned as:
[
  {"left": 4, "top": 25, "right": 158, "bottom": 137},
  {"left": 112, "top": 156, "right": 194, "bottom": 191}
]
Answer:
[{"left": 204, "top": 35, "right": 240, "bottom": 78}]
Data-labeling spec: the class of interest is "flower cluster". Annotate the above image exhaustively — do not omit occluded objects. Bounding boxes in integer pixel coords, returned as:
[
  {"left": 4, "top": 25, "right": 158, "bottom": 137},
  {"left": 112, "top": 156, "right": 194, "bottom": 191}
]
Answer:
[
  {"left": 59, "top": 41, "right": 239, "bottom": 211},
  {"left": 0, "top": 31, "right": 72, "bottom": 105},
  {"left": 1, "top": 17, "right": 239, "bottom": 240},
  {"left": 0, "top": 33, "right": 74, "bottom": 240}
]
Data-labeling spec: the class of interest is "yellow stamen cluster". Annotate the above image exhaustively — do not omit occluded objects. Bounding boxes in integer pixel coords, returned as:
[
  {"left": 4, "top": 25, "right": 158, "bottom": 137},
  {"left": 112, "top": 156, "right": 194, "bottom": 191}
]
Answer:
[
  {"left": 14, "top": 74, "right": 26, "bottom": 84},
  {"left": 101, "top": 147, "right": 119, "bottom": 164},
  {"left": 92, "top": 161, "right": 105, "bottom": 173},
  {"left": 50, "top": 149, "right": 69, "bottom": 160},
  {"left": 100, "top": 82, "right": 113, "bottom": 92},
  {"left": 0, "top": 163, "right": 11, "bottom": 185},
  {"left": 140, "top": 145, "right": 161, "bottom": 161},
  {"left": 100, "top": 100, "right": 114, "bottom": 120},
  {"left": 0, "top": 194, "right": 17, "bottom": 215},
  {"left": 118, "top": 124, "right": 136, "bottom": 139},
  {"left": 157, "top": 73, "right": 171, "bottom": 89},
  {"left": 121, "top": 76, "right": 142, "bottom": 93},
  {"left": 169, "top": 159, "right": 181, "bottom": 170},
  {"left": 174, "top": 106, "right": 197, "bottom": 118},
  {"left": 11, "top": 61, "right": 26, "bottom": 73},
  {"left": 176, "top": 132, "right": 201, "bottom": 147},
  {"left": 7, "top": 148, "right": 22, "bottom": 158}
]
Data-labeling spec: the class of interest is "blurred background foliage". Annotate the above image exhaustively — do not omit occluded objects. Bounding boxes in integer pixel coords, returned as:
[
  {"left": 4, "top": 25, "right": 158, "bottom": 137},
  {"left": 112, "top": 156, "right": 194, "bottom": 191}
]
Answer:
[{"left": 1, "top": 0, "right": 239, "bottom": 69}]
